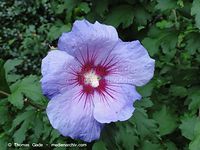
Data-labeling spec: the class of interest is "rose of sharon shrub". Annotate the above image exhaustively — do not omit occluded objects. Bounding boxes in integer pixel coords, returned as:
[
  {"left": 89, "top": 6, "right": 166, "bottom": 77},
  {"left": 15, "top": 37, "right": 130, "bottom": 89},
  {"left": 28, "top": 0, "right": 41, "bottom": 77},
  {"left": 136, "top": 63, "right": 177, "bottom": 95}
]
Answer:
[{"left": 41, "top": 19, "right": 155, "bottom": 142}]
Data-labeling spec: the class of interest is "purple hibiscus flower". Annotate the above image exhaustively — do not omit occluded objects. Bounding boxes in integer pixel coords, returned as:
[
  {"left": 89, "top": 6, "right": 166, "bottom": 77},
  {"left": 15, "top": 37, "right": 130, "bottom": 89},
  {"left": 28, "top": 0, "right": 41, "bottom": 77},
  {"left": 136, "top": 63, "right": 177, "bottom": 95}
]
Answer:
[{"left": 41, "top": 19, "right": 155, "bottom": 142}]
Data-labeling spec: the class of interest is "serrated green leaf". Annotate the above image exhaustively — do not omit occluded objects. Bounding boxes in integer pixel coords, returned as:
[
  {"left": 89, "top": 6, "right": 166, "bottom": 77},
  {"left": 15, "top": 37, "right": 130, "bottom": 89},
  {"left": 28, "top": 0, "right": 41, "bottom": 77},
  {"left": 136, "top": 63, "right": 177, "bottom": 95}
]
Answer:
[
  {"left": 165, "top": 141, "right": 178, "bottom": 150},
  {"left": 189, "top": 135, "right": 200, "bottom": 150},
  {"left": 10, "top": 110, "right": 35, "bottom": 131},
  {"left": 142, "top": 37, "right": 159, "bottom": 56},
  {"left": 185, "top": 33, "right": 200, "bottom": 55},
  {"left": 156, "top": 0, "right": 177, "bottom": 11},
  {"left": 141, "top": 140, "right": 162, "bottom": 150},
  {"left": 105, "top": 5, "right": 134, "bottom": 28},
  {"left": 50, "top": 129, "right": 61, "bottom": 143},
  {"left": 13, "top": 118, "right": 31, "bottom": 144},
  {"left": 0, "top": 105, "right": 8, "bottom": 125},
  {"left": 153, "top": 106, "right": 178, "bottom": 136},
  {"left": 4, "top": 59, "right": 23, "bottom": 74},
  {"left": 8, "top": 91, "right": 23, "bottom": 109},
  {"left": 179, "top": 116, "right": 200, "bottom": 140},
  {"left": 33, "top": 113, "right": 43, "bottom": 139},
  {"left": 101, "top": 124, "right": 118, "bottom": 150},
  {"left": 169, "top": 85, "right": 187, "bottom": 97},
  {"left": 65, "top": 0, "right": 80, "bottom": 12},
  {"left": 191, "top": 0, "right": 200, "bottom": 29},
  {"left": 156, "top": 20, "right": 173, "bottom": 29},
  {"left": 92, "top": 0, "right": 108, "bottom": 16},
  {"left": 189, "top": 121, "right": 200, "bottom": 150},
  {"left": 10, "top": 75, "right": 45, "bottom": 104},
  {"left": 115, "top": 124, "right": 138, "bottom": 150},
  {"left": 130, "top": 108, "right": 158, "bottom": 138},
  {"left": 160, "top": 32, "right": 178, "bottom": 56},
  {"left": 0, "top": 134, "right": 7, "bottom": 150},
  {"left": 78, "top": 2, "right": 90, "bottom": 13},
  {"left": 48, "top": 23, "right": 71, "bottom": 41},
  {"left": 133, "top": 5, "right": 151, "bottom": 25},
  {"left": 92, "top": 141, "right": 107, "bottom": 150},
  {"left": 134, "top": 98, "right": 153, "bottom": 108},
  {"left": 137, "top": 81, "right": 155, "bottom": 97},
  {"left": 7, "top": 74, "right": 22, "bottom": 83},
  {"left": 0, "top": 59, "right": 10, "bottom": 98},
  {"left": 188, "top": 87, "right": 200, "bottom": 110}
]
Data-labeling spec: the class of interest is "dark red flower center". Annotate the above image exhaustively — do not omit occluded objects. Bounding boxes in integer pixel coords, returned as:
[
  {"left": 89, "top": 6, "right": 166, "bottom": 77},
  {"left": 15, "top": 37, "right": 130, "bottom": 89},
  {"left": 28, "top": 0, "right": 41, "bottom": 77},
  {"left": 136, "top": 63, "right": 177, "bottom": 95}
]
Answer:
[
  {"left": 67, "top": 50, "right": 120, "bottom": 105},
  {"left": 76, "top": 62, "right": 108, "bottom": 95}
]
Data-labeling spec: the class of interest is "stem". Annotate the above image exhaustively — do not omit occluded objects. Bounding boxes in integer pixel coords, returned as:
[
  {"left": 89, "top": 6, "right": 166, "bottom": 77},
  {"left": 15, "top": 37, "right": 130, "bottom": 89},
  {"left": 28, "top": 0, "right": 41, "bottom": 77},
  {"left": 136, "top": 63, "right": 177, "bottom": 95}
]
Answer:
[
  {"left": 0, "top": 90, "right": 45, "bottom": 110},
  {"left": 0, "top": 90, "right": 10, "bottom": 96},
  {"left": 173, "top": 9, "right": 179, "bottom": 29},
  {"left": 24, "top": 98, "right": 45, "bottom": 110}
]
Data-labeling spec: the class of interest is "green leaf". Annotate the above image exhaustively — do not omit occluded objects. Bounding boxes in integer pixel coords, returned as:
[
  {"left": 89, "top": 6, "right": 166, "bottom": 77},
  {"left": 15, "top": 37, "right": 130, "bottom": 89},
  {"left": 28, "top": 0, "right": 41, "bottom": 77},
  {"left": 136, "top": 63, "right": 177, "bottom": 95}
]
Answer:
[
  {"left": 50, "top": 130, "right": 61, "bottom": 143},
  {"left": 130, "top": 108, "right": 158, "bottom": 138},
  {"left": 115, "top": 123, "right": 138, "bottom": 150},
  {"left": 137, "top": 81, "right": 155, "bottom": 97},
  {"left": 92, "top": 0, "right": 108, "bottom": 16},
  {"left": 153, "top": 106, "right": 178, "bottom": 136},
  {"left": 48, "top": 22, "right": 71, "bottom": 41},
  {"left": 160, "top": 32, "right": 178, "bottom": 56},
  {"left": 188, "top": 87, "right": 200, "bottom": 110},
  {"left": 78, "top": 2, "right": 90, "bottom": 14},
  {"left": 101, "top": 124, "right": 118, "bottom": 150},
  {"left": 169, "top": 85, "right": 187, "bottom": 97},
  {"left": 185, "top": 33, "right": 200, "bottom": 55},
  {"left": 142, "top": 38, "right": 159, "bottom": 56},
  {"left": 92, "top": 141, "right": 107, "bottom": 150},
  {"left": 42, "top": 124, "right": 52, "bottom": 141},
  {"left": 7, "top": 74, "right": 22, "bottom": 83},
  {"left": 8, "top": 91, "right": 23, "bottom": 109},
  {"left": 141, "top": 140, "right": 162, "bottom": 150},
  {"left": 133, "top": 5, "right": 151, "bottom": 25},
  {"left": 33, "top": 113, "right": 43, "bottom": 139},
  {"left": 134, "top": 98, "right": 153, "bottom": 108},
  {"left": 191, "top": 0, "right": 200, "bottom": 29},
  {"left": 165, "top": 141, "right": 178, "bottom": 150},
  {"left": 189, "top": 120, "right": 200, "bottom": 150},
  {"left": 105, "top": 5, "right": 134, "bottom": 28},
  {"left": 10, "top": 75, "right": 45, "bottom": 104},
  {"left": 179, "top": 116, "right": 200, "bottom": 140},
  {"left": 10, "top": 110, "right": 35, "bottom": 131},
  {"left": 189, "top": 135, "right": 200, "bottom": 150},
  {"left": 0, "top": 134, "right": 7, "bottom": 150},
  {"left": 65, "top": 0, "right": 80, "bottom": 12},
  {"left": 156, "top": 20, "right": 173, "bottom": 29},
  {"left": 0, "top": 59, "right": 10, "bottom": 98},
  {"left": 0, "top": 103, "right": 9, "bottom": 125},
  {"left": 13, "top": 118, "right": 31, "bottom": 144},
  {"left": 4, "top": 59, "right": 23, "bottom": 74},
  {"left": 156, "top": 0, "right": 177, "bottom": 11}
]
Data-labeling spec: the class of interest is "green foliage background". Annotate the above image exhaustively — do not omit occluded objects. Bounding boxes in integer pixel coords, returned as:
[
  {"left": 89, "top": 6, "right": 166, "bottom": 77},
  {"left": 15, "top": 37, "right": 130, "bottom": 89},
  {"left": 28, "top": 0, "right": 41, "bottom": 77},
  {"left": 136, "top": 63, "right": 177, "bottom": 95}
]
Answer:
[{"left": 0, "top": 0, "right": 200, "bottom": 149}]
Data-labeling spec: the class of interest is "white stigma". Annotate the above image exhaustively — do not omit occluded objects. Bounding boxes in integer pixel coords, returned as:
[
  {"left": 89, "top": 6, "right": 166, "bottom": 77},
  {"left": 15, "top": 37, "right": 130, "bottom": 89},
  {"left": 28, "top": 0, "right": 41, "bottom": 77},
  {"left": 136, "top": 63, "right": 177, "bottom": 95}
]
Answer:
[{"left": 84, "top": 70, "right": 100, "bottom": 88}]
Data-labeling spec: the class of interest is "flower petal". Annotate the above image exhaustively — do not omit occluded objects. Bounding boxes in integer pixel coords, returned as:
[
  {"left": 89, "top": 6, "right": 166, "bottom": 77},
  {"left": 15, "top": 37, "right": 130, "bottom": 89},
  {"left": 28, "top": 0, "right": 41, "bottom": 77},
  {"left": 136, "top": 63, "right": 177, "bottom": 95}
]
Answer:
[
  {"left": 46, "top": 86, "right": 103, "bottom": 142},
  {"left": 41, "top": 50, "right": 74, "bottom": 98},
  {"left": 107, "top": 40, "right": 155, "bottom": 86},
  {"left": 58, "top": 19, "right": 119, "bottom": 64},
  {"left": 93, "top": 84, "right": 141, "bottom": 123}
]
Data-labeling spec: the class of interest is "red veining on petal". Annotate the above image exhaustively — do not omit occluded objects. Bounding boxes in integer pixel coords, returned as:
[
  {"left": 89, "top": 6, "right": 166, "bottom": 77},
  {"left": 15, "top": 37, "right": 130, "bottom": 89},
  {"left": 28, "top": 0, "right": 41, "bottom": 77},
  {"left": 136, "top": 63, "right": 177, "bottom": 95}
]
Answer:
[{"left": 67, "top": 49, "right": 122, "bottom": 107}]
